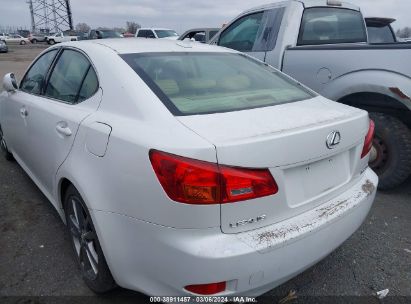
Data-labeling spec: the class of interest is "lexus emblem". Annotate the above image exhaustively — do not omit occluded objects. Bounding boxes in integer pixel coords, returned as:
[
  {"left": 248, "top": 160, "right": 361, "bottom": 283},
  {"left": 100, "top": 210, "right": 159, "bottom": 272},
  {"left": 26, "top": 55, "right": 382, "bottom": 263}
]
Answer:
[{"left": 326, "top": 131, "right": 341, "bottom": 149}]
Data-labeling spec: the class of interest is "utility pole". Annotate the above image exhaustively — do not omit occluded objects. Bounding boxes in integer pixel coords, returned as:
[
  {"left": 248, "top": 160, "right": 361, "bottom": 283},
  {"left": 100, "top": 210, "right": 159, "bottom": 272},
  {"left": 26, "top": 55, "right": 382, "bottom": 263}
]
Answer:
[
  {"left": 27, "top": 0, "right": 74, "bottom": 33},
  {"left": 28, "top": 0, "right": 35, "bottom": 32}
]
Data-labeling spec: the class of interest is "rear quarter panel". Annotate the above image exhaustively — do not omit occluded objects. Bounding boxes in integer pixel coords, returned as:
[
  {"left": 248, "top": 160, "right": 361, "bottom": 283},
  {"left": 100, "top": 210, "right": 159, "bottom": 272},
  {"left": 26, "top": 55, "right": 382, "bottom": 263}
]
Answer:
[{"left": 56, "top": 44, "right": 220, "bottom": 229}]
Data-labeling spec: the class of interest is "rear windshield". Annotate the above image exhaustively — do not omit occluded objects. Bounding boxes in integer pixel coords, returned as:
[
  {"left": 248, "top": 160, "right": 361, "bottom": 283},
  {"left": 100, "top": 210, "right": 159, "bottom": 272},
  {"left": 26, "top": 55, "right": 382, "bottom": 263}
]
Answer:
[
  {"left": 155, "top": 30, "right": 178, "bottom": 38},
  {"left": 121, "top": 52, "right": 315, "bottom": 115},
  {"left": 100, "top": 30, "right": 122, "bottom": 38},
  {"left": 298, "top": 8, "right": 367, "bottom": 45}
]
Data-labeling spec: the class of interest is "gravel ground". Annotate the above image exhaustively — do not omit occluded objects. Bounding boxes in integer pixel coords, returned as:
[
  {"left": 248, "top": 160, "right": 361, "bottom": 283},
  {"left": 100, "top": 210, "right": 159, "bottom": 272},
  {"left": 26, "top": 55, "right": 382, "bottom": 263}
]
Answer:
[
  {"left": 0, "top": 43, "right": 48, "bottom": 83},
  {"left": 0, "top": 44, "right": 410, "bottom": 303}
]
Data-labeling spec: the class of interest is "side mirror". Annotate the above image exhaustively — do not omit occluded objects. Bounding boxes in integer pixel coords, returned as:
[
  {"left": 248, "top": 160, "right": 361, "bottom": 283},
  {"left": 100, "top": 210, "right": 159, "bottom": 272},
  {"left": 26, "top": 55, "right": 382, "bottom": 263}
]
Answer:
[{"left": 3, "top": 73, "right": 18, "bottom": 92}]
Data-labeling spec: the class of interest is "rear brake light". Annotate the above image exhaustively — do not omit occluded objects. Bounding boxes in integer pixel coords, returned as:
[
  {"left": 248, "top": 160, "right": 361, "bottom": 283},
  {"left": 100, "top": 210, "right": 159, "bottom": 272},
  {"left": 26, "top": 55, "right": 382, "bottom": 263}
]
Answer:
[
  {"left": 149, "top": 150, "right": 278, "bottom": 205},
  {"left": 185, "top": 282, "right": 226, "bottom": 295},
  {"left": 361, "top": 120, "right": 375, "bottom": 159}
]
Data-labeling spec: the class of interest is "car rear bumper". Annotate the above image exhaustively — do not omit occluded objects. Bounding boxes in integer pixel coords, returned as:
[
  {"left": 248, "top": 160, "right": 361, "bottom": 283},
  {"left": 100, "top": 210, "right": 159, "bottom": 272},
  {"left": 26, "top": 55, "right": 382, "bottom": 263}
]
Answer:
[{"left": 91, "top": 168, "right": 377, "bottom": 296}]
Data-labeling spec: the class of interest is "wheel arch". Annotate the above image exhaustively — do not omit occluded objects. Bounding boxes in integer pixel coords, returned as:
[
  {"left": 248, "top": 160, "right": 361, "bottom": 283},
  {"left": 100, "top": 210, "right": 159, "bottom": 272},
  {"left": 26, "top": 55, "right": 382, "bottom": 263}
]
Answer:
[
  {"left": 338, "top": 92, "right": 411, "bottom": 128},
  {"left": 59, "top": 177, "right": 73, "bottom": 211},
  {"left": 57, "top": 174, "right": 95, "bottom": 223}
]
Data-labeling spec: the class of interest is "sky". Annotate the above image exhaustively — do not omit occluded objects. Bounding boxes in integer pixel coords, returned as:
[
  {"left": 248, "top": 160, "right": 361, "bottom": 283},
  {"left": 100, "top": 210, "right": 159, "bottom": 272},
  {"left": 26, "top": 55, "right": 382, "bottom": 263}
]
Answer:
[{"left": 0, "top": 0, "right": 410, "bottom": 33}]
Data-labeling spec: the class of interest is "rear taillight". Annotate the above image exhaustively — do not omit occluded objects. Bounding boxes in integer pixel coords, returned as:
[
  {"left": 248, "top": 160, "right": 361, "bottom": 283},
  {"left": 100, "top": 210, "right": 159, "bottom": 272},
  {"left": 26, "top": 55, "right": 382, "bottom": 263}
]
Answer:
[
  {"left": 149, "top": 150, "right": 278, "bottom": 205},
  {"left": 185, "top": 282, "right": 226, "bottom": 295},
  {"left": 220, "top": 166, "right": 278, "bottom": 203},
  {"left": 361, "top": 120, "right": 375, "bottom": 159},
  {"left": 150, "top": 150, "right": 220, "bottom": 204}
]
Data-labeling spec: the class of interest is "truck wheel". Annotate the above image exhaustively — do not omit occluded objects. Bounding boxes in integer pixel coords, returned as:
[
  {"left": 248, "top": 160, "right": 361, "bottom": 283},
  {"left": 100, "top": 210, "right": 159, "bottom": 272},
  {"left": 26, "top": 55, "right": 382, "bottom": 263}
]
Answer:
[
  {"left": 64, "top": 185, "right": 116, "bottom": 293},
  {"left": 369, "top": 113, "right": 411, "bottom": 190}
]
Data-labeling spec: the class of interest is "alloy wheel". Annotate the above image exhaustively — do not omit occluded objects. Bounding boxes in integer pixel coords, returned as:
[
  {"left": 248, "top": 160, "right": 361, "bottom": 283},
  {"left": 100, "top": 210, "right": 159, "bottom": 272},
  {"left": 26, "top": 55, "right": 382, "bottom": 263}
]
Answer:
[{"left": 67, "top": 197, "right": 99, "bottom": 280}]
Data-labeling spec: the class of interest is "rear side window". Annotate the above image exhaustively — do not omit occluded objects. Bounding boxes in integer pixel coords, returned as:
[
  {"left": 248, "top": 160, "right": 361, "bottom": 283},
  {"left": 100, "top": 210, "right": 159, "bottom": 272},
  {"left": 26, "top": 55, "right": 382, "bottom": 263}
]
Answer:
[
  {"left": 78, "top": 67, "right": 98, "bottom": 102},
  {"left": 298, "top": 8, "right": 367, "bottom": 45},
  {"left": 45, "top": 49, "right": 98, "bottom": 103},
  {"left": 367, "top": 25, "right": 395, "bottom": 43},
  {"left": 121, "top": 52, "right": 315, "bottom": 116},
  {"left": 20, "top": 49, "right": 58, "bottom": 95},
  {"left": 218, "top": 7, "right": 285, "bottom": 52}
]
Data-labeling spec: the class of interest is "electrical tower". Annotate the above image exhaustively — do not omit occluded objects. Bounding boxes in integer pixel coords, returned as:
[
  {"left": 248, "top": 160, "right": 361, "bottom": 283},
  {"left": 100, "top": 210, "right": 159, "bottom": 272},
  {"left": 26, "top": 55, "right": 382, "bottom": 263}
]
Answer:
[{"left": 27, "top": 0, "right": 73, "bottom": 33}]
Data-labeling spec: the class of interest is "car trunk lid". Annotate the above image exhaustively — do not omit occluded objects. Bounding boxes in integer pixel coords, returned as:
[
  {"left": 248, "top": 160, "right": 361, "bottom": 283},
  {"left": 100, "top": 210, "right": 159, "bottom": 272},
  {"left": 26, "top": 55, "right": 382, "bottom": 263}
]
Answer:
[{"left": 177, "top": 97, "right": 369, "bottom": 233}]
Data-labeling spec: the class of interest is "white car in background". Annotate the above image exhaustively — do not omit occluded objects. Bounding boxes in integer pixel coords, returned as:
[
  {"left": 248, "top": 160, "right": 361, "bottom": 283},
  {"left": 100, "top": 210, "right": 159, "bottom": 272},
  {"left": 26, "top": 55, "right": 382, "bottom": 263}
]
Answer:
[
  {"left": 0, "top": 39, "right": 377, "bottom": 296},
  {"left": 4, "top": 34, "right": 29, "bottom": 45},
  {"left": 0, "top": 33, "right": 9, "bottom": 41},
  {"left": 135, "top": 28, "right": 179, "bottom": 40},
  {"left": 46, "top": 32, "right": 78, "bottom": 45}
]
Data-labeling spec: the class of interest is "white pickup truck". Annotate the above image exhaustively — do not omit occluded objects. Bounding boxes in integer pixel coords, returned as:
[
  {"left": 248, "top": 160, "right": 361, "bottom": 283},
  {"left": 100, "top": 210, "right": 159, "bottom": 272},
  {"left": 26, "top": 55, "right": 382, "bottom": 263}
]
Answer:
[
  {"left": 46, "top": 32, "right": 78, "bottom": 45},
  {"left": 211, "top": 0, "right": 411, "bottom": 189}
]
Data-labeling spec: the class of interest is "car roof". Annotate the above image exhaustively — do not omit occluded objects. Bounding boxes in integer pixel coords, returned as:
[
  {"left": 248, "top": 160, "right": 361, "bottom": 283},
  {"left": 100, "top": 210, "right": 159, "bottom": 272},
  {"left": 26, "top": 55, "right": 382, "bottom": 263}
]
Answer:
[
  {"left": 243, "top": 0, "right": 360, "bottom": 14},
  {"left": 183, "top": 28, "right": 221, "bottom": 32},
  {"left": 59, "top": 38, "right": 238, "bottom": 55},
  {"left": 139, "top": 28, "right": 175, "bottom": 31}
]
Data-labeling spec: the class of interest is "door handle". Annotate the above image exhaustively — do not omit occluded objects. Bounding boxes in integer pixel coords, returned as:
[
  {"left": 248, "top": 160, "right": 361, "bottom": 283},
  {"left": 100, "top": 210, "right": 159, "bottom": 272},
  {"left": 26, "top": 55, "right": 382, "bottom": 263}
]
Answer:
[
  {"left": 56, "top": 124, "right": 72, "bottom": 137},
  {"left": 20, "top": 107, "right": 28, "bottom": 117}
]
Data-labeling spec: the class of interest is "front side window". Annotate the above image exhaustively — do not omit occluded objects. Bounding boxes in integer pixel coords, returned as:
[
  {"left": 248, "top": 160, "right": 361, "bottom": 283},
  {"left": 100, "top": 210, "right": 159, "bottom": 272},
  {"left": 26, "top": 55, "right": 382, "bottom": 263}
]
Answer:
[
  {"left": 298, "top": 8, "right": 367, "bottom": 45},
  {"left": 218, "top": 7, "right": 285, "bottom": 52},
  {"left": 20, "top": 49, "right": 58, "bottom": 94},
  {"left": 45, "top": 49, "right": 97, "bottom": 103},
  {"left": 121, "top": 52, "right": 315, "bottom": 115}
]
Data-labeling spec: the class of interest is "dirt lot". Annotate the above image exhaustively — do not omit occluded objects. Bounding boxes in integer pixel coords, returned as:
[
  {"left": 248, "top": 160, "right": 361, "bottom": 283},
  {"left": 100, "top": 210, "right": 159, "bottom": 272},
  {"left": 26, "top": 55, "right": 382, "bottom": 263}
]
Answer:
[
  {"left": 0, "top": 44, "right": 410, "bottom": 303},
  {"left": 0, "top": 44, "right": 48, "bottom": 84}
]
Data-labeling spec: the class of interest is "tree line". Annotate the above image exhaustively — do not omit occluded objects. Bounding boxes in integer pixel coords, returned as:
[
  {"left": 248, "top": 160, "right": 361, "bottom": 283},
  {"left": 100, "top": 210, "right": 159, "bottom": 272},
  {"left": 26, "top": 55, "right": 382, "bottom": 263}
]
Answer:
[
  {"left": 75, "top": 21, "right": 141, "bottom": 34},
  {"left": 396, "top": 27, "right": 411, "bottom": 38}
]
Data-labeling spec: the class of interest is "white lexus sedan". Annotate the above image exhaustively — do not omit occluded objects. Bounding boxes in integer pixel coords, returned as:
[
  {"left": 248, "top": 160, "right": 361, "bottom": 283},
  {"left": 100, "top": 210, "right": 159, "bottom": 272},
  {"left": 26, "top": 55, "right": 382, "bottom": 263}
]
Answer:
[{"left": 0, "top": 39, "right": 377, "bottom": 296}]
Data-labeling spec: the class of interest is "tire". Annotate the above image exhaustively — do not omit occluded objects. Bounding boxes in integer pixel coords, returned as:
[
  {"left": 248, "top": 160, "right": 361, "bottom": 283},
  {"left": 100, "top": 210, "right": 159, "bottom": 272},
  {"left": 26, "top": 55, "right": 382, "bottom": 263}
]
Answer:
[
  {"left": 48, "top": 39, "right": 55, "bottom": 45},
  {"left": 64, "top": 185, "right": 116, "bottom": 293},
  {"left": 369, "top": 113, "right": 411, "bottom": 190},
  {"left": 31, "top": 39, "right": 37, "bottom": 44},
  {"left": 20, "top": 40, "right": 26, "bottom": 45},
  {"left": 0, "top": 125, "right": 14, "bottom": 161}
]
